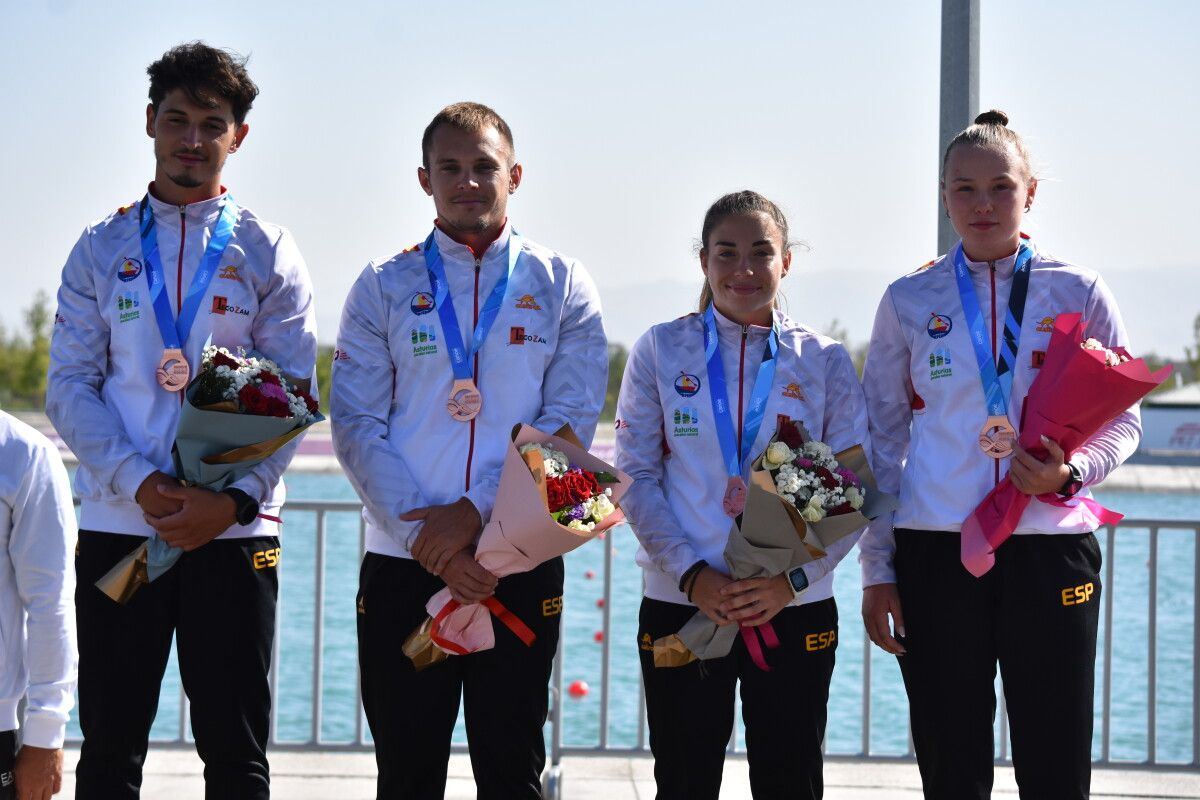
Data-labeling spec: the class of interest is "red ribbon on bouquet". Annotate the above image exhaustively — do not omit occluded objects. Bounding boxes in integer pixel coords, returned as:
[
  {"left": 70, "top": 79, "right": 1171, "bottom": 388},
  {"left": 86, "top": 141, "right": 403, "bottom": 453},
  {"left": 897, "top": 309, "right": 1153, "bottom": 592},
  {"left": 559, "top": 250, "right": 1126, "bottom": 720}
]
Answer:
[
  {"left": 960, "top": 313, "right": 1172, "bottom": 577},
  {"left": 429, "top": 597, "right": 537, "bottom": 656}
]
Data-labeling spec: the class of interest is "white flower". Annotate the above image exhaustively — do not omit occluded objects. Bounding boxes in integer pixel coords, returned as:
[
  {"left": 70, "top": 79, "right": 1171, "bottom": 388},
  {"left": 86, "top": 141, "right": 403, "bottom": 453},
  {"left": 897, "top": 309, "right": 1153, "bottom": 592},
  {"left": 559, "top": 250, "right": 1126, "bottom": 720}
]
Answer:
[
  {"left": 567, "top": 519, "right": 596, "bottom": 532},
  {"left": 780, "top": 493, "right": 796, "bottom": 504},
  {"left": 764, "top": 441, "right": 794, "bottom": 467},
  {"left": 801, "top": 505, "right": 824, "bottom": 523},
  {"left": 587, "top": 493, "right": 616, "bottom": 523},
  {"left": 848, "top": 493, "right": 864, "bottom": 510},
  {"left": 518, "top": 443, "right": 570, "bottom": 477}
]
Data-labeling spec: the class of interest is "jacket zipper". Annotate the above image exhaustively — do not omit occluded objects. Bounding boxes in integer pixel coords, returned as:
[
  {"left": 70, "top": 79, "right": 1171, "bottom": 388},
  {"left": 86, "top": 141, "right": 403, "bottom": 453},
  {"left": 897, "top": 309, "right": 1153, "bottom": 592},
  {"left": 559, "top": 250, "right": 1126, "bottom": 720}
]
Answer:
[
  {"left": 177, "top": 206, "right": 187, "bottom": 406},
  {"left": 737, "top": 326, "right": 748, "bottom": 464},
  {"left": 464, "top": 255, "right": 482, "bottom": 492},
  {"left": 990, "top": 262, "right": 999, "bottom": 486}
]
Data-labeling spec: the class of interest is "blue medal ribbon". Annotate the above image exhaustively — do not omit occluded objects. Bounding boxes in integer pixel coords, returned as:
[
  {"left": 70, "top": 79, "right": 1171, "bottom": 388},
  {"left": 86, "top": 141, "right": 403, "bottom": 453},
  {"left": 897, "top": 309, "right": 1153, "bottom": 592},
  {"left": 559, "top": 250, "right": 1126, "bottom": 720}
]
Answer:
[
  {"left": 423, "top": 229, "right": 522, "bottom": 381},
  {"left": 702, "top": 305, "right": 779, "bottom": 479},
  {"left": 139, "top": 195, "right": 239, "bottom": 352},
  {"left": 951, "top": 240, "right": 1034, "bottom": 417}
]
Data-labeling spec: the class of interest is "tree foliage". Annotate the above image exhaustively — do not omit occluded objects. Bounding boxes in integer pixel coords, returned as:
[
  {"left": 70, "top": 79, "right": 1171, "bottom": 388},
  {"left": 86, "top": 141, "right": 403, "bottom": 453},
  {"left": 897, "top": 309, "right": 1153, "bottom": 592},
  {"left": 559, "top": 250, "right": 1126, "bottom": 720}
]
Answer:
[{"left": 0, "top": 291, "right": 53, "bottom": 409}]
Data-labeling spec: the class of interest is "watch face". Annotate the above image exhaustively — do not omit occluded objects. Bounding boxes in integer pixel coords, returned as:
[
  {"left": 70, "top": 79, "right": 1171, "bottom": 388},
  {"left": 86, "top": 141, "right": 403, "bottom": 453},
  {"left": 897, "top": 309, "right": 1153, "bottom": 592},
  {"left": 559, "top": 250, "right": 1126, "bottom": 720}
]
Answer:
[{"left": 788, "top": 568, "right": 808, "bottom": 593}]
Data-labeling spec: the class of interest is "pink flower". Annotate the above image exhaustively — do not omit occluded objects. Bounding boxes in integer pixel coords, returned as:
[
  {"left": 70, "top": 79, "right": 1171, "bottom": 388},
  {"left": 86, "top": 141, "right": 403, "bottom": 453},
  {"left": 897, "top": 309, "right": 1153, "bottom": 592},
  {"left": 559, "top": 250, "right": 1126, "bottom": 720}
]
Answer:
[{"left": 258, "top": 382, "right": 288, "bottom": 403}]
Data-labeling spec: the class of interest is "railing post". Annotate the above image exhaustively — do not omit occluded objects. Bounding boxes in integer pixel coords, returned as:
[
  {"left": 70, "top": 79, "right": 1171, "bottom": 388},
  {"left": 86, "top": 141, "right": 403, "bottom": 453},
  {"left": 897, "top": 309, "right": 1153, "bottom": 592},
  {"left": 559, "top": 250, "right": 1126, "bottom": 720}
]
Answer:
[
  {"left": 1148, "top": 526, "right": 1158, "bottom": 763},
  {"left": 1102, "top": 524, "right": 1116, "bottom": 763},
  {"left": 311, "top": 510, "right": 327, "bottom": 745}
]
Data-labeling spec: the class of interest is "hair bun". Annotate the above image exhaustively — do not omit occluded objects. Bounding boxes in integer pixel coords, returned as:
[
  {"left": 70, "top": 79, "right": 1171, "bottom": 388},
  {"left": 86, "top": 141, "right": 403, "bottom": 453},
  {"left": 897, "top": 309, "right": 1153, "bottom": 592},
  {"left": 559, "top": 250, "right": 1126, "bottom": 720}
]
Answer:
[{"left": 974, "top": 109, "right": 1009, "bottom": 127}]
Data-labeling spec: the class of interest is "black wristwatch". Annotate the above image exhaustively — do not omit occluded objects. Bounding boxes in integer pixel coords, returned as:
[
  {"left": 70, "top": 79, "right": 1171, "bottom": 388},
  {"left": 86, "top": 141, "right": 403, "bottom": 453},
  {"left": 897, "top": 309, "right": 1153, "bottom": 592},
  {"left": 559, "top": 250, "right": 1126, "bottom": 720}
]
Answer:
[
  {"left": 1058, "top": 462, "right": 1084, "bottom": 499},
  {"left": 787, "top": 566, "right": 810, "bottom": 597},
  {"left": 222, "top": 487, "right": 260, "bottom": 526}
]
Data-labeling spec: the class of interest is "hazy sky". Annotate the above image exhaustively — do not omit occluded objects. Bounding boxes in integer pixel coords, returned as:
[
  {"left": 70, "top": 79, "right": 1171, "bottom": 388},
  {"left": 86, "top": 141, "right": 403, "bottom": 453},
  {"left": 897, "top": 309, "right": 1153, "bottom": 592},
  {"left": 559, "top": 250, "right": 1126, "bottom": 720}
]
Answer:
[{"left": 4, "top": 1, "right": 1198, "bottom": 357}]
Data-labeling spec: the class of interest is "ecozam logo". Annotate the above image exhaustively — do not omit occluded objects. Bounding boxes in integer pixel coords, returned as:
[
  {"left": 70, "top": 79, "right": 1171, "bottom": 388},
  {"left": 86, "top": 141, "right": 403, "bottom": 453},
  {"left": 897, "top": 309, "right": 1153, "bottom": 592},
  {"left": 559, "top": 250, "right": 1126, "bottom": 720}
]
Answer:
[
  {"left": 672, "top": 406, "right": 699, "bottom": 438},
  {"left": 509, "top": 326, "right": 548, "bottom": 345}
]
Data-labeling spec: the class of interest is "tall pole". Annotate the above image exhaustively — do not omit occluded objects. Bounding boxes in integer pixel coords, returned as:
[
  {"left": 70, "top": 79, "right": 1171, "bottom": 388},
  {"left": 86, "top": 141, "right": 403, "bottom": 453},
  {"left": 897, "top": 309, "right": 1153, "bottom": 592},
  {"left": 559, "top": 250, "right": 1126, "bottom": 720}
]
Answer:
[{"left": 938, "top": 0, "right": 980, "bottom": 254}]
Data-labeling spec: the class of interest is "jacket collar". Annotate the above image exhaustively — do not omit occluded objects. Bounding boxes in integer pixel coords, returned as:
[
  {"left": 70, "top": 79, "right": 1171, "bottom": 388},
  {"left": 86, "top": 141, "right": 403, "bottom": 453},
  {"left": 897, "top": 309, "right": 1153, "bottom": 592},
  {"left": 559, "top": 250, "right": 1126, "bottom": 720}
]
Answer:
[
  {"left": 959, "top": 238, "right": 1036, "bottom": 279},
  {"left": 431, "top": 220, "right": 513, "bottom": 265},
  {"left": 145, "top": 183, "right": 229, "bottom": 228},
  {"left": 710, "top": 303, "right": 774, "bottom": 341}
]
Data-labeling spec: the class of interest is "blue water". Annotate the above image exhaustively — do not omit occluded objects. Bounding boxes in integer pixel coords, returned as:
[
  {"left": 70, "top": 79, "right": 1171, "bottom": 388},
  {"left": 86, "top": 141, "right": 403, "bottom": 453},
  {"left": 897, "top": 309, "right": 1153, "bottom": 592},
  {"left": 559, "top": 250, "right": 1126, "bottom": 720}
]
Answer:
[{"left": 67, "top": 479, "right": 1200, "bottom": 765}]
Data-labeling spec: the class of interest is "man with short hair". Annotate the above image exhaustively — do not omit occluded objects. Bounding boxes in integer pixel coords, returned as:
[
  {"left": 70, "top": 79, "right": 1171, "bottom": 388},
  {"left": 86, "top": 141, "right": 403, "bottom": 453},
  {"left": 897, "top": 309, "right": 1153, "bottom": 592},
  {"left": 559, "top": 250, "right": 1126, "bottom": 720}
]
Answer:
[
  {"left": 0, "top": 411, "right": 77, "bottom": 800},
  {"left": 47, "top": 42, "right": 316, "bottom": 799},
  {"left": 332, "top": 102, "right": 607, "bottom": 799}
]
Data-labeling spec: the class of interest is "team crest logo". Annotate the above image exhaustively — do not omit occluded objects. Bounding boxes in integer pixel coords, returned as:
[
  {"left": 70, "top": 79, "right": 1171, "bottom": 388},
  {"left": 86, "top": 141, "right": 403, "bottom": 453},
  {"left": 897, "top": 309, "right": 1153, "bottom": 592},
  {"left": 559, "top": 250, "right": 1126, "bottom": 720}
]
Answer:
[
  {"left": 515, "top": 294, "right": 542, "bottom": 311},
  {"left": 782, "top": 382, "right": 805, "bottom": 400},
  {"left": 410, "top": 292, "right": 435, "bottom": 315},
  {"left": 1036, "top": 316, "right": 1055, "bottom": 333},
  {"left": 672, "top": 406, "right": 700, "bottom": 438},
  {"left": 927, "top": 313, "right": 952, "bottom": 339},
  {"left": 117, "top": 258, "right": 142, "bottom": 282},
  {"left": 929, "top": 348, "right": 952, "bottom": 380},
  {"left": 674, "top": 372, "right": 701, "bottom": 397},
  {"left": 219, "top": 265, "right": 242, "bottom": 282}
]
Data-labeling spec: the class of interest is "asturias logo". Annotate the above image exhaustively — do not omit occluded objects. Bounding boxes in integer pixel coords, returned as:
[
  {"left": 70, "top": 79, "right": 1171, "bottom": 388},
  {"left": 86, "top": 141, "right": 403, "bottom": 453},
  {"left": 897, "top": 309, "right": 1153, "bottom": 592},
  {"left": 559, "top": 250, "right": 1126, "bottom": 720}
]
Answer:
[
  {"left": 672, "top": 406, "right": 700, "bottom": 438},
  {"left": 116, "top": 291, "right": 140, "bottom": 323},
  {"left": 117, "top": 258, "right": 142, "bottom": 282},
  {"left": 929, "top": 347, "right": 952, "bottom": 380},
  {"left": 410, "top": 292, "right": 435, "bottom": 315},
  {"left": 927, "top": 313, "right": 952, "bottom": 339},
  {"left": 411, "top": 324, "right": 438, "bottom": 356},
  {"left": 674, "top": 372, "right": 701, "bottom": 397}
]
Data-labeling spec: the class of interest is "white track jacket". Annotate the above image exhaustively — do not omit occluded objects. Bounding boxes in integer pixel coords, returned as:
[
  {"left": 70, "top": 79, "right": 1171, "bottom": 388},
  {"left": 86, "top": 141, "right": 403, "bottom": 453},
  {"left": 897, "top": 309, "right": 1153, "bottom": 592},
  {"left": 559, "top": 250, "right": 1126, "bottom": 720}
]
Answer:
[
  {"left": 616, "top": 306, "right": 870, "bottom": 606},
  {"left": 331, "top": 224, "right": 607, "bottom": 558},
  {"left": 47, "top": 190, "right": 317, "bottom": 539},
  {"left": 0, "top": 412, "right": 77, "bottom": 748},
  {"left": 858, "top": 243, "right": 1141, "bottom": 586}
]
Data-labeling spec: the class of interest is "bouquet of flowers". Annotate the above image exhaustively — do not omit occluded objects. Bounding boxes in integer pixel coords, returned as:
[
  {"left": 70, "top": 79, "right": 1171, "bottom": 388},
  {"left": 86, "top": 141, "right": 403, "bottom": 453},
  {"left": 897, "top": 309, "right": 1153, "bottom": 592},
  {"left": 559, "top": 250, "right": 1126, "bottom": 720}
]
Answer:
[
  {"left": 402, "top": 424, "right": 632, "bottom": 669},
  {"left": 653, "top": 419, "right": 897, "bottom": 670},
  {"left": 519, "top": 442, "right": 620, "bottom": 531},
  {"left": 97, "top": 345, "right": 323, "bottom": 603},
  {"left": 960, "top": 313, "right": 1172, "bottom": 577}
]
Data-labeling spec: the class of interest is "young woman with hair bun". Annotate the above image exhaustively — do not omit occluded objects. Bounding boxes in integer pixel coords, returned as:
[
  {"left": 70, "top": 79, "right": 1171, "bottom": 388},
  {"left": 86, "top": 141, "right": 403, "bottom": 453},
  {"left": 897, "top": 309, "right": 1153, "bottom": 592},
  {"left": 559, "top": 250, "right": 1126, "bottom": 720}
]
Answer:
[
  {"left": 859, "top": 110, "right": 1141, "bottom": 799},
  {"left": 616, "top": 190, "right": 870, "bottom": 799}
]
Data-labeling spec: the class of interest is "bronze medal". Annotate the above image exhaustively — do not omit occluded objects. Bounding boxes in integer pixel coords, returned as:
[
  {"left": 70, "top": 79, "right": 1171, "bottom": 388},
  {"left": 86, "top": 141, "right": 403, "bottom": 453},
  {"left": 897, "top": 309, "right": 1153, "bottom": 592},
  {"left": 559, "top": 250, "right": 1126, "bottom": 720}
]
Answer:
[
  {"left": 156, "top": 348, "right": 190, "bottom": 392},
  {"left": 978, "top": 415, "right": 1017, "bottom": 459},
  {"left": 447, "top": 378, "right": 482, "bottom": 422},
  {"left": 723, "top": 475, "right": 748, "bottom": 517}
]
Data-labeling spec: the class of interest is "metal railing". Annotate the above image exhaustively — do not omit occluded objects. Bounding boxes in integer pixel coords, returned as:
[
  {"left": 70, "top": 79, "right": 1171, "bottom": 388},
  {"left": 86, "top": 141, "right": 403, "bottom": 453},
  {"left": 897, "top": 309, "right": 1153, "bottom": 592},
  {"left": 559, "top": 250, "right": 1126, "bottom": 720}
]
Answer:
[{"left": 70, "top": 506, "right": 1200, "bottom": 779}]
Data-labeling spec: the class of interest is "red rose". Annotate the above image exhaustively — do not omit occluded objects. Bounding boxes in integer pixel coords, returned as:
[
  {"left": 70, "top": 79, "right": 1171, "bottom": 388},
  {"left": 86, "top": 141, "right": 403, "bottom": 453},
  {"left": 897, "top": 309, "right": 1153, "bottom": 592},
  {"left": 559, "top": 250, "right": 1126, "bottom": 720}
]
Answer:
[
  {"left": 816, "top": 466, "right": 839, "bottom": 490},
  {"left": 777, "top": 420, "right": 804, "bottom": 449},
  {"left": 212, "top": 351, "right": 240, "bottom": 370},
  {"left": 264, "top": 397, "right": 292, "bottom": 418},
  {"left": 258, "top": 371, "right": 282, "bottom": 386},
  {"left": 297, "top": 390, "right": 319, "bottom": 414},
  {"left": 546, "top": 476, "right": 571, "bottom": 511},
  {"left": 239, "top": 384, "right": 270, "bottom": 415}
]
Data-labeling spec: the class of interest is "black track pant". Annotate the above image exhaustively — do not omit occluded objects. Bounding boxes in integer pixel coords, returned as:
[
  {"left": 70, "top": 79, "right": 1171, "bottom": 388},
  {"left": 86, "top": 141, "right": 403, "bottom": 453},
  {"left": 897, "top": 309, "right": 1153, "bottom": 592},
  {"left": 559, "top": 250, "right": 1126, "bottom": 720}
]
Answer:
[
  {"left": 638, "top": 597, "right": 838, "bottom": 800},
  {"left": 0, "top": 731, "right": 13, "bottom": 800},
  {"left": 74, "top": 530, "right": 279, "bottom": 800},
  {"left": 894, "top": 529, "right": 1101, "bottom": 800},
  {"left": 357, "top": 553, "right": 564, "bottom": 800}
]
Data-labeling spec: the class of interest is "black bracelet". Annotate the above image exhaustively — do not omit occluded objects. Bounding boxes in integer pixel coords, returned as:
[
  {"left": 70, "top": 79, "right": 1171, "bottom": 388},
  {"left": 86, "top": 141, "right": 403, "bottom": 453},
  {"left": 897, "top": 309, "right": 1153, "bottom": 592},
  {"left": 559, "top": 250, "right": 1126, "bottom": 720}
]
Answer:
[{"left": 678, "top": 559, "right": 707, "bottom": 594}]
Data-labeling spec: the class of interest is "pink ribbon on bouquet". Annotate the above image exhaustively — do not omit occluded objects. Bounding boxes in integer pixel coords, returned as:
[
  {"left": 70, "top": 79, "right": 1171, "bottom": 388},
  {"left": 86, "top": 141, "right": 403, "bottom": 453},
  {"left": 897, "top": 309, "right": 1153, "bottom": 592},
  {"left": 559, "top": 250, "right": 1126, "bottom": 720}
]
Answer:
[{"left": 739, "top": 622, "right": 781, "bottom": 671}]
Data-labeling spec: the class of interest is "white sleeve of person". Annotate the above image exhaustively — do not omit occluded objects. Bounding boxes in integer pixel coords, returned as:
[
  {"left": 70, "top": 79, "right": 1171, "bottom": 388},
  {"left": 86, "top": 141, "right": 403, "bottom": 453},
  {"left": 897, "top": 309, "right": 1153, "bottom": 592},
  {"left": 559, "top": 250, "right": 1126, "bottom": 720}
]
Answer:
[{"left": 0, "top": 413, "right": 78, "bottom": 749}]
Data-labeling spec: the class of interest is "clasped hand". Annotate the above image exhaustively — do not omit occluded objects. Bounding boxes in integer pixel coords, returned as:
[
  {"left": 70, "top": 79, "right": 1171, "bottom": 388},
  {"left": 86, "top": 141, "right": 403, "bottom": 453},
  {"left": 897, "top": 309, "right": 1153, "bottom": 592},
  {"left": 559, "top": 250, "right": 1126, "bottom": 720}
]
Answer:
[
  {"left": 690, "top": 566, "right": 793, "bottom": 627},
  {"left": 137, "top": 470, "right": 237, "bottom": 551},
  {"left": 403, "top": 497, "right": 497, "bottom": 604}
]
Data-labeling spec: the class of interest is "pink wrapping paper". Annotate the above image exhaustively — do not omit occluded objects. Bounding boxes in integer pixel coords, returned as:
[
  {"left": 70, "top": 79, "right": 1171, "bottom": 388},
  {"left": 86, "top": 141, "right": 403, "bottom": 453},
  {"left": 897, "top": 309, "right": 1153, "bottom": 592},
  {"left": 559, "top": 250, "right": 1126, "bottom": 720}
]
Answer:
[
  {"left": 960, "top": 313, "right": 1172, "bottom": 576},
  {"left": 421, "top": 423, "right": 632, "bottom": 656}
]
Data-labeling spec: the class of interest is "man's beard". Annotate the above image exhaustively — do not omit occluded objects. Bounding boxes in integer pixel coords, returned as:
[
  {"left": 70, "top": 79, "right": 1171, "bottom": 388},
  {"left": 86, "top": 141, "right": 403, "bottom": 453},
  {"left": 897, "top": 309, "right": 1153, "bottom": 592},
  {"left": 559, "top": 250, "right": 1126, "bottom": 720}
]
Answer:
[{"left": 168, "top": 171, "right": 204, "bottom": 189}]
